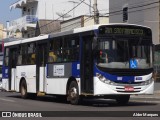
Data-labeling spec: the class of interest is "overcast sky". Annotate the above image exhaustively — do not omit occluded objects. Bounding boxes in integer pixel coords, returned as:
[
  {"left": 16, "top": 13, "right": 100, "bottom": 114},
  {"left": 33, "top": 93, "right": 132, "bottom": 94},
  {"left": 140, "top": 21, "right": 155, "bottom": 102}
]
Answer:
[{"left": 0, "top": 0, "right": 109, "bottom": 27}]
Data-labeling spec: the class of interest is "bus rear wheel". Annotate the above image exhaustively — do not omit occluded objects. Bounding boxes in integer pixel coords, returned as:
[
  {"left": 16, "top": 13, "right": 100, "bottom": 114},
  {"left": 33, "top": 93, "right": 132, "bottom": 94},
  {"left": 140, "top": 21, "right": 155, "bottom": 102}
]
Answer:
[
  {"left": 67, "top": 81, "right": 81, "bottom": 105},
  {"left": 20, "top": 80, "right": 37, "bottom": 99},
  {"left": 116, "top": 95, "right": 130, "bottom": 105},
  {"left": 20, "top": 80, "right": 28, "bottom": 99}
]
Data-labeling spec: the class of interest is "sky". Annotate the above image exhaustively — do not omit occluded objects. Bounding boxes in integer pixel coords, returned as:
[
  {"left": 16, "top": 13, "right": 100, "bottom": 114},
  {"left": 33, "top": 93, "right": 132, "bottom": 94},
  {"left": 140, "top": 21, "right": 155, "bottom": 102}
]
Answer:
[
  {"left": 0, "top": 0, "right": 21, "bottom": 27},
  {"left": 0, "top": 0, "right": 109, "bottom": 27}
]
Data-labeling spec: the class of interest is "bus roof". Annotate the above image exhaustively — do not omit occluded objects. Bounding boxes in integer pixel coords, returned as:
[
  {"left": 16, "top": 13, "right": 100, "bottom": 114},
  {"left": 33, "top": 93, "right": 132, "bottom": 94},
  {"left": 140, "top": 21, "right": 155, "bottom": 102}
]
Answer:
[{"left": 4, "top": 35, "right": 49, "bottom": 47}]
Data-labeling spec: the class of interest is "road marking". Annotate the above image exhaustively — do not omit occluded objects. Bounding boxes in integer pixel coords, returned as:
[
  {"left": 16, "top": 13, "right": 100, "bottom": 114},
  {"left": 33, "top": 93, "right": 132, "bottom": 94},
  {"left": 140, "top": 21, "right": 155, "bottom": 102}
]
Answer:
[{"left": 0, "top": 98, "right": 15, "bottom": 103}]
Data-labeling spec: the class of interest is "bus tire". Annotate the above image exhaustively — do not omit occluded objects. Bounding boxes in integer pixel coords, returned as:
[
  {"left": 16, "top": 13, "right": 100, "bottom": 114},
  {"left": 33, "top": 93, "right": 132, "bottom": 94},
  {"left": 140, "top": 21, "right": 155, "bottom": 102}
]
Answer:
[
  {"left": 20, "top": 80, "right": 28, "bottom": 99},
  {"left": 116, "top": 95, "right": 130, "bottom": 105},
  {"left": 68, "top": 81, "right": 81, "bottom": 105}
]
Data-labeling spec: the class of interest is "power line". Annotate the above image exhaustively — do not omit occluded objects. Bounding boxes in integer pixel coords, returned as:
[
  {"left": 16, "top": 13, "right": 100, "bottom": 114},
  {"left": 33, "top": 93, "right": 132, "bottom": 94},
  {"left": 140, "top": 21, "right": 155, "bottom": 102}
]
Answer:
[
  {"left": 47, "top": 1, "right": 160, "bottom": 33},
  {"left": 109, "top": 5, "right": 159, "bottom": 17},
  {"left": 79, "top": 0, "right": 94, "bottom": 9},
  {"left": 103, "top": 1, "right": 159, "bottom": 16},
  {"left": 48, "top": 5, "right": 159, "bottom": 33},
  {"left": 109, "top": 0, "right": 157, "bottom": 11},
  {"left": 37, "top": 0, "right": 85, "bottom": 32}
]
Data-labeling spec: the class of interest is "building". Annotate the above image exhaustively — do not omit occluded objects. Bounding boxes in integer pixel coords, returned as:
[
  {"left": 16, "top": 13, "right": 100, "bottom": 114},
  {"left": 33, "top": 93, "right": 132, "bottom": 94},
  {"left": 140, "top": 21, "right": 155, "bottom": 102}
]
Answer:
[
  {"left": 109, "top": 0, "right": 159, "bottom": 45},
  {"left": 0, "top": 24, "right": 3, "bottom": 40},
  {"left": 61, "top": 15, "right": 109, "bottom": 32},
  {"left": 9, "top": 0, "right": 55, "bottom": 38},
  {"left": 35, "top": 20, "right": 61, "bottom": 36}
]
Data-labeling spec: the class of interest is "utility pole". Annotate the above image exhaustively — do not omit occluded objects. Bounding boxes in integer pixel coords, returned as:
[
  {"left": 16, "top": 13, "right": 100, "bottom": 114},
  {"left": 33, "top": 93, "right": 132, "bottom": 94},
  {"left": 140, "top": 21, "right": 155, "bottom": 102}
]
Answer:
[
  {"left": 93, "top": 0, "right": 99, "bottom": 24},
  {"left": 89, "top": 0, "right": 91, "bottom": 16}
]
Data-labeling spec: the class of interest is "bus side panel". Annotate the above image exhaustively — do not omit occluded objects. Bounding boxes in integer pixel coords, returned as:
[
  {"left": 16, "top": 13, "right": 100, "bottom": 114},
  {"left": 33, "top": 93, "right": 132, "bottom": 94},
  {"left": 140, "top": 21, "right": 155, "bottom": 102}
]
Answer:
[
  {"left": 46, "top": 63, "right": 75, "bottom": 95},
  {"left": 16, "top": 65, "right": 36, "bottom": 93},
  {"left": 39, "top": 67, "right": 45, "bottom": 92},
  {"left": 2, "top": 79, "right": 9, "bottom": 91},
  {"left": 46, "top": 78, "right": 68, "bottom": 95},
  {"left": 11, "top": 68, "right": 16, "bottom": 91}
]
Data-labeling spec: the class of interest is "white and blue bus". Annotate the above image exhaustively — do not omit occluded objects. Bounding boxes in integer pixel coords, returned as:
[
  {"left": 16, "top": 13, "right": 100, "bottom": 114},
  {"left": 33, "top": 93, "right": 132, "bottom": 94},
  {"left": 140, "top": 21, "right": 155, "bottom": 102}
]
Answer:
[{"left": 2, "top": 24, "right": 154, "bottom": 105}]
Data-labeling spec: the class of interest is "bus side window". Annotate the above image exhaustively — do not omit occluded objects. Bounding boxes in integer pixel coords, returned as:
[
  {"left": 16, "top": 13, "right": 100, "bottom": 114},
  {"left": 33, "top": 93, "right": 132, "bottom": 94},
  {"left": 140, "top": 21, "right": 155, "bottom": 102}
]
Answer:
[
  {"left": 31, "top": 53, "right": 36, "bottom": 64},
  {"left": 4, "top": 48, "right": 9, "bottom": 66},
  {"left": 27, "top": 43, "right": 36, "bottom": 65},
  {"left": 62, "top": 37, "right": 79, "bottom": 62},
  {"left": 48, "top": 38, "right": 62, "bottom": 63},
  {"left": 17, "top": 55, "right": 22, "bottom": 65},
  {"left": 5, "top": 57, "right": 9, "bottom": 66},
  {"left": 48, "top": 52, "right": 57, "bottom": 62},
  {"left": 17, "top": 47, "right": 22, "bottom": 65}
]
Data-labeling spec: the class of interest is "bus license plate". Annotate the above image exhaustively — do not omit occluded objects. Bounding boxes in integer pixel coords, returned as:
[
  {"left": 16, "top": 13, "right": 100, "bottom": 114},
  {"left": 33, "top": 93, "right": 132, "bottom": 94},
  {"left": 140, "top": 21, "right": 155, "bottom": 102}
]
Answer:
[{"left": 125, "top": 86, "right": 134, "bottom": 91}]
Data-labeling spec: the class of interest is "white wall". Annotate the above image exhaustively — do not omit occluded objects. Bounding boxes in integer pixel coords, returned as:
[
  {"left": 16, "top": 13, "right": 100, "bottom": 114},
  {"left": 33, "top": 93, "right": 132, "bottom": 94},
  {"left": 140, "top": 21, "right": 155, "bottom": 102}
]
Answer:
[{"left": 37, "top": 0, "right": 54, "bottom": 20}]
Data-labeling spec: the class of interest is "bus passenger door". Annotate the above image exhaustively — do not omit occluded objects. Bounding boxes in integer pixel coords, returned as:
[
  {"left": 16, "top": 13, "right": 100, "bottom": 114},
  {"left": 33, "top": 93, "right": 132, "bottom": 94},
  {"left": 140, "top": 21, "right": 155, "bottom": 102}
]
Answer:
[
  {"left": 8, "top": 48, "right": 17, "bottom": 91},
  {"left": 80, "top": 36, "right": 93, "bottom": 93},
  {"left": 36, "top": 43, "right": 48, "bottom": 93}
]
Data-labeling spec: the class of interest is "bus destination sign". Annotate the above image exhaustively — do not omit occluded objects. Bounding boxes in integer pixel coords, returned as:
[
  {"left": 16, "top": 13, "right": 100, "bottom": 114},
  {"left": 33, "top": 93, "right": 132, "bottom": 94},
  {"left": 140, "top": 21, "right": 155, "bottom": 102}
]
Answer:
[{"left": 99, "top": 26, "right": 151, "bottom": 36}]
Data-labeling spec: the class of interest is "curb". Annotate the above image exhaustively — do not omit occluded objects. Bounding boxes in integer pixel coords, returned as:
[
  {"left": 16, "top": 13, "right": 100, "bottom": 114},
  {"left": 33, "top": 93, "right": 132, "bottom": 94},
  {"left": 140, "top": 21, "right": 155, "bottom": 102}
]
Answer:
[{"left": 131, "top": 90, "right": 160, "bottom": 99}]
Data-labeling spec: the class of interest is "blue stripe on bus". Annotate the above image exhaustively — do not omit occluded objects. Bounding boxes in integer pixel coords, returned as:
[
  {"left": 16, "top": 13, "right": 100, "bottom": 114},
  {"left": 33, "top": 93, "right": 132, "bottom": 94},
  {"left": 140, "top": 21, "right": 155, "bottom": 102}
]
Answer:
[
  {"left": 2, "top": 66, "right": 9, "bottom": 78},
  {"left": 94, "top": 65, "right": 135, "bottom": 83},
  {"left": 72, "top": 62, "right": 80, "bottom": 78}
]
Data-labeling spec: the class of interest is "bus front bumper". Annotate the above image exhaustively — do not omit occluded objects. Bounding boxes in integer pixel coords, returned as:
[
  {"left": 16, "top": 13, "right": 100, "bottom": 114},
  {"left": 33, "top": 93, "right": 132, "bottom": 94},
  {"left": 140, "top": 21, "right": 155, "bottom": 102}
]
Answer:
[{"left": 94, "top": 77, "right": 154, "bottom": 96}]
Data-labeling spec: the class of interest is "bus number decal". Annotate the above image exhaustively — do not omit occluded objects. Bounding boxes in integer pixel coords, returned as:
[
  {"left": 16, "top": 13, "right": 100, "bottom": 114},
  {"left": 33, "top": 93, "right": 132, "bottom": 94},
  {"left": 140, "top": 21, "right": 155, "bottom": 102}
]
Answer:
[
  {"left": 77, "top": 64, "right": 80, "bottom": 70},
  {"left": 53, "top": 65, "right": 65, "bottom": 77},
  {"left": 117, "top": 77, "right": 122, "bottom": 81},
  {"left": 5, "top": 69, "right": 8, "bottom": 74},
  {"left": 21, "top": 72, "right": 26, "bottom": 77}
]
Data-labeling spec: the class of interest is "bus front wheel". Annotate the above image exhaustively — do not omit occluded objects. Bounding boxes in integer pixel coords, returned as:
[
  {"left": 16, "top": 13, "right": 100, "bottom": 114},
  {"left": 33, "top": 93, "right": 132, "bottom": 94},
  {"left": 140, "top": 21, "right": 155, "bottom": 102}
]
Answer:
[
  {"left": 67, "top": 81, "right": 81, "bottom": 105},
  {"left": 116, "top": 95, "right": 130, "bottom": 105}
]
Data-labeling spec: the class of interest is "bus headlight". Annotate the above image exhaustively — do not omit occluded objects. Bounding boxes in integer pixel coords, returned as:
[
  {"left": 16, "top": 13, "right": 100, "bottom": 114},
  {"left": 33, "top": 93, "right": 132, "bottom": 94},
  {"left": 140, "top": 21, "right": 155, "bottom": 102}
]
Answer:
[
  {"left": 140, "top": 78, "right": 153, "bottom": 86},
  {"left": 96, "top": 73, "right": 116, "bottom": 85}
]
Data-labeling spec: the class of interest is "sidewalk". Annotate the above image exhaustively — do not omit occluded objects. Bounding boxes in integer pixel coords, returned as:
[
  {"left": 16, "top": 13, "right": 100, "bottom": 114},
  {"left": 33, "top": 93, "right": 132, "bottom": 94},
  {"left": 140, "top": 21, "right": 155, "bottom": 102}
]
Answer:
[
  {"left": 131, "top": 90, "right": 160, "bottom": 99},
  {"left": 131, "top": 82, "right": 160, "bottom": 99}
]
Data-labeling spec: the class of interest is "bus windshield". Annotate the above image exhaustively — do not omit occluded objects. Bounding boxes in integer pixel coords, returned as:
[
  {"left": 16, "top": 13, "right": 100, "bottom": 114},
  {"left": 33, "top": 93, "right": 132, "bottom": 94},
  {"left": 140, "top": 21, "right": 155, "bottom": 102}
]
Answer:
[{"left": 97, "top": 37, "right": 153, "bottom": 69}]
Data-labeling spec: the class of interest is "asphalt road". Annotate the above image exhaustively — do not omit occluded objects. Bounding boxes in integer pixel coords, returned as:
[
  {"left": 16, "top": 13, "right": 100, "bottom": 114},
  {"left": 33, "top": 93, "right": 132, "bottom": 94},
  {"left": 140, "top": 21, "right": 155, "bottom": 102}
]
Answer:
[{"left": 0, "top": 82, "right": 160, "bottom": 120}]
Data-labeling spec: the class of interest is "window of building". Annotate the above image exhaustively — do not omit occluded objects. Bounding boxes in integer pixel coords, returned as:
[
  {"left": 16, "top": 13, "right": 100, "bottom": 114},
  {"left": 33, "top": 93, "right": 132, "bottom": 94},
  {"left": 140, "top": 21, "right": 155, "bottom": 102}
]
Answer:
[{"left": 123, "top": 7, "right": 128, "bottom": 22}]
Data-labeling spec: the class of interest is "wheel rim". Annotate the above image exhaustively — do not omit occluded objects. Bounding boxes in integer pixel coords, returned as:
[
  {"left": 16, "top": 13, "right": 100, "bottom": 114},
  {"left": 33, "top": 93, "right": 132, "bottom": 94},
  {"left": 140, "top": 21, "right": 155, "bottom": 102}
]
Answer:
[
  {"left": 21, "top": 85, "right": 26, "bottom": 96},
  {"left": 69, "top": 87, "right": 77, "bottom": 100}
]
